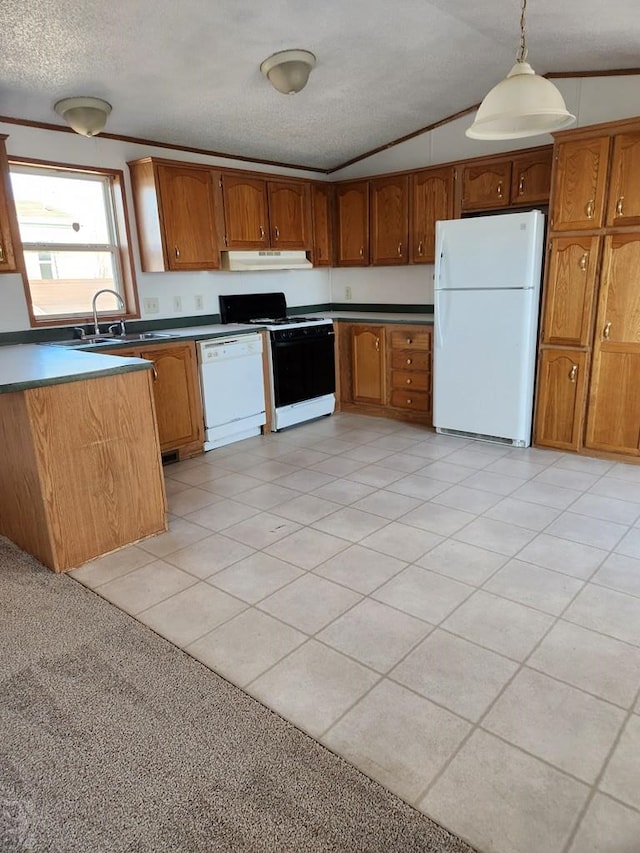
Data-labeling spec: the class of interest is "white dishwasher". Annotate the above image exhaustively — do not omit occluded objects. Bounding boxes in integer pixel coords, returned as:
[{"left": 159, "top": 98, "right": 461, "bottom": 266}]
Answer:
[{"left": 198, "top": 334, "right": 266, "bottom": 451}]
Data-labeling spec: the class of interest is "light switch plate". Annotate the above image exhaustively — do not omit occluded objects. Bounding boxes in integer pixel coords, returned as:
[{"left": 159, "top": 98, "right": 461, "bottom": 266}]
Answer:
[
  {"left": 173, "top": 295, "right": 183, "bottom": 313},
  {"left": 143, "top": 297, "right": 159, "bottom": 314},
  {"left": 194, "top": 294, "right": 204, "bottom": 311}
]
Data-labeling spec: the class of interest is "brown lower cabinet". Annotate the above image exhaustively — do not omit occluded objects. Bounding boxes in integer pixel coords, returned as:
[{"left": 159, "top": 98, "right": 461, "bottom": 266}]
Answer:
[
  {"left": 338, "top": 322, "right": 432, "bottom": 425},
  {"left": 534, "top": 349, "right": 587, "bottom": 451},
  {"left": 105, "top": 341, "right": 204, "bottom": 460}
]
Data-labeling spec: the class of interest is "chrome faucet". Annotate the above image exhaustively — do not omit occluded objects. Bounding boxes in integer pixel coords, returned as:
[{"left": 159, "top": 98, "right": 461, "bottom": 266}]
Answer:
[{"left": 92, "top": 289, "right": 125, "bottom": 336}]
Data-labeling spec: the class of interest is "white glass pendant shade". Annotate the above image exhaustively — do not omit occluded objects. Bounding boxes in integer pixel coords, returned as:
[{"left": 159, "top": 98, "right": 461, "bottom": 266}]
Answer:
[
  {"left": 260, "top": 49, "right": 316, "bottom": 95},
  {"left": 54, "top": 97, "right": 112, "bottom": 137},
  {"left": 466, "top": 61, "right": 575, "bottom": 139}
]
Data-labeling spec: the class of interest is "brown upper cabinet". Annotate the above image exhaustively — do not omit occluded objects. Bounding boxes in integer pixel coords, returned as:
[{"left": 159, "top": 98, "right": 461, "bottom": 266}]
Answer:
[
  {"left": 128, "top": 159, "right": 221, "bottom": 272},
  {"left": 606, "top": 131, "right": 640, "bottom": 227},
  {"left": 370, "top": 175, "right": 409, "bottom": 266},
  {"left": 220, "top": 174, "right": 311, "bottom": 250},
  {"left": 311, "top": 183, "right": 333, "bottom": 266},
  {"left": 461, "top": 159, "right": 512, "bottom": 211},
  {"left": 510, "top": 149, "right": 553, "bottom": 205},
  {"left": 335, "top": 181, "right": 370, "bottom": 266},
  {"left": 0, "top": 136, "right": 20, "bottom": 273},
  {"left": 550, "top": 137, "right": 610, "bottom": 231},
  {"left": 411, "top": 167, "right": 455, "bottom": 264}
]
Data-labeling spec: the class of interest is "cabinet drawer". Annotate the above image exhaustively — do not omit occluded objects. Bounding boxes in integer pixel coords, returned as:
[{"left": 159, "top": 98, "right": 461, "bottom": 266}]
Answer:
[
  {"left": 389, "top": 330, "right": 431, "bottom": 350},
  {"left": 390, "top": 389, "right": 430, "bottom": 411},
  {"left": 391, "top": 370, "right": 430, "bottom": 391},
  {"left": 390, "top": 350, "right": 430, "bottom": 370}
]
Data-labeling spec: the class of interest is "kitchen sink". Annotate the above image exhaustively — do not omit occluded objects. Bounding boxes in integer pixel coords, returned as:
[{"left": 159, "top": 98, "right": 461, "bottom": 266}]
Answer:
[
  {"left": 42, "top": 332, "right": 178, "bottom": 349},
  {"left": 42, "top": 337, "right": 120, "bottom": 348},
  {"left": 114, "top": 332, "right": 178, "bottom": 341}
]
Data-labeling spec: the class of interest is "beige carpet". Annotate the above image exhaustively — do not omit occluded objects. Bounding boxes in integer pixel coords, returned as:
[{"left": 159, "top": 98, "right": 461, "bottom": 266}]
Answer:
[{"left": 0, "top": 536, "right": 478, "bottom": 852}]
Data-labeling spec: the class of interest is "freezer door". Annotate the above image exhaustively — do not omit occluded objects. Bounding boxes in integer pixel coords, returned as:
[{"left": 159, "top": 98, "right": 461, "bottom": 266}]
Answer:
[
  {"left": 433, "top": 288, "right": 539, "bottom": 445},
  {"left": 435, "top": 210, "right": 544, "bottom": 292}
]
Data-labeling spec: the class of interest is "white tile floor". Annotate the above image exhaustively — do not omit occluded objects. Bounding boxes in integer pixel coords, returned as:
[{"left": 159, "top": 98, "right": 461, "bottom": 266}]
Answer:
[{"left": 70, "top": 413, "right": 640, "bottom": 853}]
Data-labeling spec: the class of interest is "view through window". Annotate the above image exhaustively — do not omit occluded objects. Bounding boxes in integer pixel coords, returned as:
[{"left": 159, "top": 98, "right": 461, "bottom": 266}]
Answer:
[{"left": 10, "top": 164, "right": 129, "bottom": 321}]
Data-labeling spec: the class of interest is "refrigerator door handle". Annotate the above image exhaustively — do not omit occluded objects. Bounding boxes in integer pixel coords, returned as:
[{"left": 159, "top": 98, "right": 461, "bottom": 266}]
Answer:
[
  {"left": 435, "top": 294, "right": 447, "bottom": 350},
  {"left": 435, "top": 229, "right": 445, "bottom": 290}
]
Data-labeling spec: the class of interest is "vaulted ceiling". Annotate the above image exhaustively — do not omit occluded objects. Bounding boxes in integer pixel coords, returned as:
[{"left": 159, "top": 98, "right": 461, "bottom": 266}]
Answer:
[{"left": 1, "top": 0, "right": 638, "bottom": 171}]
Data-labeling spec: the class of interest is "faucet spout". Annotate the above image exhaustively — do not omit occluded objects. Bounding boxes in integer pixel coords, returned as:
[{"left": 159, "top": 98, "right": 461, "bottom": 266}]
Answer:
[{"left": 92, "top": 289, "right": 125, "bottom": 336}]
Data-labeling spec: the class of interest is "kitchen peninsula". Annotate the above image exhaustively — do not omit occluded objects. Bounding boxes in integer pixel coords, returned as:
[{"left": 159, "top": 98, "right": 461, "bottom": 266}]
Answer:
[{"left": 0, "top": 345, "right": 167, "bottom": 572}]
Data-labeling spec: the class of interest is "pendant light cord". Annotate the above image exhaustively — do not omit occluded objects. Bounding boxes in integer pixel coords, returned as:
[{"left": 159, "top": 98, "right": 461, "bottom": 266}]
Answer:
[{"left": 517, "top": 0, "right": 528, "bottom": 62}]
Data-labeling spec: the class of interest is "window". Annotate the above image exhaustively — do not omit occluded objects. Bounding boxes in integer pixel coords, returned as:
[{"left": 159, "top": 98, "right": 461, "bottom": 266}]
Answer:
[{"left": 9, "top": 161, "right": 137, "bottom": 325}]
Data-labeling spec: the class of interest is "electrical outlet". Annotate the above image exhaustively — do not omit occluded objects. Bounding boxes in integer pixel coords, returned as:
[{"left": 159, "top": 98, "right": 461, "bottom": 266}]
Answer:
[
  {"left": 345, "top": 286, "right": 352, "bottom": 300},
  {"left": 173, "top": 295, "right": 183, "bottom": 313},
  {"left": 143, "top": 297, "right": 159, "bottom": 314},
  {"left": 194, "top": 294, "right": 204, "bottom": 311}
]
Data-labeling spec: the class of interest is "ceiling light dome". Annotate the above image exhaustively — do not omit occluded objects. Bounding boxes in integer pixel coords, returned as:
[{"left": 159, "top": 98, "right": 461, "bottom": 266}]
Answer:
[
  {"left": 466, "top": 0, "right": 575, "bottom": 140},
  {"left": 54, "top": 97, "right": 112, "bottom": 137},
  {"left": 260, "top": 49, "right": 316, "bottom": 95}
]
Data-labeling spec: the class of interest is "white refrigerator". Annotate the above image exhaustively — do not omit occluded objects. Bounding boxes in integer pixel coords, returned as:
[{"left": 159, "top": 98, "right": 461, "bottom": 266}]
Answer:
[{"left": 433, "top": 210, "right": 545, "bottom": 447}]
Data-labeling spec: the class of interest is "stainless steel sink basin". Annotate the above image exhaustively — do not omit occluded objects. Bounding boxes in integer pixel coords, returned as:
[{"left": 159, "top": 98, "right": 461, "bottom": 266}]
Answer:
[
  {"left": 43, "top": 337, "right": 120, "bottom": 348},
  {"left": 115, "top": 332, "right": 177, "bottom": 341},
  {"left": 42, "top": 332, "right": 178, "bottom": 348}
]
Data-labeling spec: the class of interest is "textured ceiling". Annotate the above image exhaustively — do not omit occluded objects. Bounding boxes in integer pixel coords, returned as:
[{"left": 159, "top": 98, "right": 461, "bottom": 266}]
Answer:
[{"left": 0, "top": 0, "right": 638, "bottom": 171}]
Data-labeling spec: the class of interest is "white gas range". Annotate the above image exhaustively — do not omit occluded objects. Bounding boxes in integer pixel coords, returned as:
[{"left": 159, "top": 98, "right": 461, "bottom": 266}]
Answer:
[{"left": 219, "top": 293, "right": 335, "bottom": 431}]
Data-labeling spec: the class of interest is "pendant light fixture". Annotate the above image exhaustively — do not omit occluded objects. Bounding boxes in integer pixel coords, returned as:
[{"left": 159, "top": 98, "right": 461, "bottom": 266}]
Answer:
[{"left": 466, "top": 0, "right": 575, "bottom": 140}]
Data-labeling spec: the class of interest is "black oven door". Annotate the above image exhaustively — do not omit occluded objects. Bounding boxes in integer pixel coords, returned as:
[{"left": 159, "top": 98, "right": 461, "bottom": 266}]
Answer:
[{"left": 271, "top": 330, "right": 335, "bottom": 407}]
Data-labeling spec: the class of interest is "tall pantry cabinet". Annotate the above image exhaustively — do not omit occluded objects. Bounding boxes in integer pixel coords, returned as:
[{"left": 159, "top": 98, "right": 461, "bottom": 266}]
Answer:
[{"left": 535, "top": 116, "right": 640, "bottom": 459}]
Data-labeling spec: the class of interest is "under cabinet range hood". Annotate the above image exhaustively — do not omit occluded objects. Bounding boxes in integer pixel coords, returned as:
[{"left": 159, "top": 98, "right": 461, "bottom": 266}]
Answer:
[{"left": 221, "top": 250, "right": 312, "bottom": 271}]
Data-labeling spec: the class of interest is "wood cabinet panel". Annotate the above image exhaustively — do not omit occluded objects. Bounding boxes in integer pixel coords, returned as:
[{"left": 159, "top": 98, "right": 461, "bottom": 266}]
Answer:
[
  {"left": 541, "top": 236, "right": 600, "bottom": 347},
  {"left": 390, "top": 350, "right": 430, "bottom": 371},
  {"left": 221, "top": 174, "right": 269, "bottom": 249},
  {"left": 411, "top": 167, "right": 454, "bottom": 264},
  {"left": 352, "top": 326, "right": 385, "bottom": 403},
  {"left": 389, "top": 329, "right": 432, "bottom": 351},
  {"left": 461, "top": 160, "right": 512, "bottom": 211},
  {"left": 606, "top": 131, "right": 640, "bottom": 227},
  {"left": 0, "top": 137, "right": 20, "bottom": 273},
  {"left": 336, "top": 181, "right": 369, "bottom": 266},
  {"left": 267, "top": 180, "right": 311, "bottom": 249},
  {"left": 510, "top": 150, "right": 553, "bottom": 205},
  {"left": 156, "top": 164, "right": 220, "bottom": 270},
  {"left": 311, "top": 183, "right": 333, "bottom": 266},
  {"left": 391, "top": 369, "right": 430, "bottom": 391},
  {"left": 550, "top": 137, "right": 610, "bottom": 231},
  {"left": 389, "top": 389, "right": 430, "bottom": 412},
  {"left": 370, "top": 175, "right": 409, "bottom": 265},
  {"left": 534, "top": 349, "right": 587, "bottom": 451}
]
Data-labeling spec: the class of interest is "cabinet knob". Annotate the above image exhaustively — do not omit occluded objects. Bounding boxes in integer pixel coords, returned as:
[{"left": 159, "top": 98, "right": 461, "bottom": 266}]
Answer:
[
  {"left": 417, "top": 241, "right": 424, "bottom": 257},
  {"left": 406, "top": 398, "right": 412, "bottom": 404},
  {"left": 174, "top": 246, "right": 180, "bottom": 258},
  {"left": 603, "top": 321, "right": 612, "bottom": 340},
  {"left": 406, "top": 358, "right": 412, "bottom": 365},
  {"left": 585, "top": 199, "right": 595, "bottom": 219},
  {"left": 406, "top": 337, "right": 412, "bottom": 344},
  {"left": 579, "top": 252, "right": 588, "bottom": 272},
  {"left": 568, "top": 364, "right": 578, "bottom": 383},
  {"left": 518, "top": 175, "right": 525, "bottom": 195},
  {"left": 497, "top": 181, "right": 503, "bottom": 199},
  {"left": 616, "top": 196, "right": 624, "bottom": 217},
  {"left": 406, "top": 378, "right": 412, "bottom": 385}
]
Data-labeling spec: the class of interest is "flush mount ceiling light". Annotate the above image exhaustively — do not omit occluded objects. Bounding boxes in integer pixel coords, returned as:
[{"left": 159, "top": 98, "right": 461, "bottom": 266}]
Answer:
[
  {"left": 260, "top": 49, "right": 316, "bottom": 95},
  {"left": 466, "top": 0, "right": 575, "bottom": 140},
  {"left": 54, "top": 97, "right": 112, "bottom": 137}
]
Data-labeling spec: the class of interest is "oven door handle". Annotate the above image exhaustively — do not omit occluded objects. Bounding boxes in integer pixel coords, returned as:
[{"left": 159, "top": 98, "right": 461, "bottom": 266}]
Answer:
[{"left": 271, "top": 335, "right": 335, "bottom": 348}]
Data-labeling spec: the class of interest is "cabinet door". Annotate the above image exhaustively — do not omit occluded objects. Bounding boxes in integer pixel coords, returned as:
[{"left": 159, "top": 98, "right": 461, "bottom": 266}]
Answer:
[
  {"left": 352, "top": 326, "right": 385, "bottom": 403},
  {"left": 311, "top": 183, "right": 333, "bottom": 266},
  {"left": 336, "top": 182, "right": 369, "bottom": 266},
  {"left": 534, "top": 349, "right": 587, "bottom": 451},
  {"left": 411, "top": 167, "right": 454, "bottom": 264},
  {"left": 461, "top": 160, "right": 511, "bottom": 211},
  {"left": 156, "top": 165, "right": 220, "bottom": 270},
  {"left": 0, "top": 138, "right": 20, "bottom": 273},
  {"left": 541, "top": 236, "right": 600, "bottom": 347},
  {"left": 139, "top": 343, "right": 203, "bottom": 452},
  {"left": 370, "top": 175, "right": 408, "bottom": 265},
  {"left": 585, "top": 234, "right": 640, "bottom": 455},
  {"left": 267, "top": 180, "right": 311, "bottom": 249},
  {"left": 221, "top": 174, "right": 269, "bottom": 249},
  {"left": 550, "top": 137, "right": 610, "bottom": 231},
  {"left": 511, "top": 149, "right": 553, "bottom": 205},
  {"left": 606, "top": 131, "right": 640, "bottom": 227}
]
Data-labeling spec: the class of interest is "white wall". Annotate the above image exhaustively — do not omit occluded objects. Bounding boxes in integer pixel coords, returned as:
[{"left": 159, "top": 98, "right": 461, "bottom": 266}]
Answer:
[{"left": 0, "top": 122, "right": 331, "bottom": 332}]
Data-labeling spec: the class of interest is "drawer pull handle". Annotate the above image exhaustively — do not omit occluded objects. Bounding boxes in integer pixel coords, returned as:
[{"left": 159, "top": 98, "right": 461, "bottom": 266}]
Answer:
[
  {"left": 518, "top": 175, "right": 525, "bottom": 195},
  {"left": 585, "top": 199, "right": 595, "bottom": 219},
  {"left": 259, "top": 226, "right": 265, "bottom": 239},
  {"left": 417, "top": 241, "right": 424, "bottom": 257},
  {"left": 406, "top": 358, "right": 412, "bottom": 365},
  {"left": 359, "top": 246, "right": 364, "bottom": 257},
  {"left": 407, "top": 398, "right": 412, "bottom": 404},
  {"left": 406, "top": 378, "right": 412, "bottom": 385},
  {"left": 0, "top": 243, "right": 4, "bottom": 262},
  {"left": 274, "top": 226, "right": 280, "bottom": 240},
  {"left": 579, "top": 252, "right": 588, "bottom": 271},
  {"left": 497, "top": 181, "right": 503, "bottom": 199},
  {"left": 398, "top": 242, "right": 402, "bottom": 256},
  {"left": 174, "top": 246, "right": 180, "bottom": 258},
  {"left": 406, "top": 337, "right": 412, "bottom": 344},
  {"left": 375, "top": 337, "right": 380, "bottom": 352},
  {"left": 568, "top": 364, "right": 578, "bottom": 383},
  {"left": 603, "top": 321, "right": 612, "bottom": 340},
  {"left": 152, "top": 365, "right": 158, "bottom": 382},
  {"left": 616, "top": 196, "right": 624, "bottom": 216}
]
